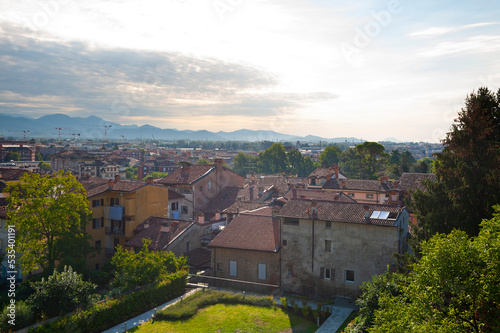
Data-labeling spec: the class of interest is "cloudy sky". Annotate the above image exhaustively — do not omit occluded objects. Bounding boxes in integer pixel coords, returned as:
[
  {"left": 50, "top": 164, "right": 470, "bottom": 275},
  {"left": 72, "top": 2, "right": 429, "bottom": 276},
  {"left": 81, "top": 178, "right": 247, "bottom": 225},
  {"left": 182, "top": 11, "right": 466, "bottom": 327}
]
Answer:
[{"left": 0, "top": 0, "right": 499, "bottom": 142}]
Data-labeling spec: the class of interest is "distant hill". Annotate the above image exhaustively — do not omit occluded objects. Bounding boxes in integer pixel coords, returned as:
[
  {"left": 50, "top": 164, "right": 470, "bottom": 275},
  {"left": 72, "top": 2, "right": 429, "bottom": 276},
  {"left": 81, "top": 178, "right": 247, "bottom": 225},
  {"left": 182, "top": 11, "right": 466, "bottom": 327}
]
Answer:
[{"left": 0, "top": 113, "right": 363, "bottom": 143}]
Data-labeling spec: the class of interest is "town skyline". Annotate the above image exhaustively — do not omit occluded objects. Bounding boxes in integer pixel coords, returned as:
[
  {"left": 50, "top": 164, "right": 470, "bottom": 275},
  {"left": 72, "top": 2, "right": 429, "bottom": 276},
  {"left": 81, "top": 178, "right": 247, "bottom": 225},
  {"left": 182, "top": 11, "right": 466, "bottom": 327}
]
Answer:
[{"left": 0, "top": 1, "right": 499, "bottom": 142}]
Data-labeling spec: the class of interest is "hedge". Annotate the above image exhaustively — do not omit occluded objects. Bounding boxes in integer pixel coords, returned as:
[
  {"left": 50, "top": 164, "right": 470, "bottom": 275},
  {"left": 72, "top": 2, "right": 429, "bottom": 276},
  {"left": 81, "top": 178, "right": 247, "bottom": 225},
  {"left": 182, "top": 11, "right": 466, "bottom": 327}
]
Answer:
[
  {"left": 28, "top": 270, "right": 188, "bottom": 333},
  {"left": 156, "top": 289, "right": 273, "bottom": 321}
]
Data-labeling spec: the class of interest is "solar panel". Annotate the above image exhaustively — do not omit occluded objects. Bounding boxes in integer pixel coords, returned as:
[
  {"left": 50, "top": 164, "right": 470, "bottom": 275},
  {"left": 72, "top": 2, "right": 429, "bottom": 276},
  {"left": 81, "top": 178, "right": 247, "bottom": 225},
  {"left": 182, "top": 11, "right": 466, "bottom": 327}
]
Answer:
[
  {"left": 379, "top": 211, "right": 390, "bottom": 219},
  {"left": 370, "top": 211, "right": 381, "bottom": 219}
]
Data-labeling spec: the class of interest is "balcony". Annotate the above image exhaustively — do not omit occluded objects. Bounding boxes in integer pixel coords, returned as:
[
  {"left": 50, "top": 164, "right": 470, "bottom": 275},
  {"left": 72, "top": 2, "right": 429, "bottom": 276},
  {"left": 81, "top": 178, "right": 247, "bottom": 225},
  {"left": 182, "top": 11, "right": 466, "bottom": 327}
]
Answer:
[{"left": 105, "top": 226, "right": 125, "bottom": 236}]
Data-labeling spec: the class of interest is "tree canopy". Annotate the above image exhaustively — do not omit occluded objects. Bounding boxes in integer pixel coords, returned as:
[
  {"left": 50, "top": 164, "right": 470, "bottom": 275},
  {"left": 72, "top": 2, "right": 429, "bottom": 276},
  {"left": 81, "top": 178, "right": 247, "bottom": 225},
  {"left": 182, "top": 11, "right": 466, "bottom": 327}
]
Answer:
[
  {"left": 319, "top": 145, "right": 342, "bottom": 167},
  {"left": 411, "top": 87, "right": 500, "bottom": 242},
  {"left": 7, "top": 171, "right": 91, "bottom": 274},
  {"left": 356, "top": 206, "right": 500, "bottom": 333}
]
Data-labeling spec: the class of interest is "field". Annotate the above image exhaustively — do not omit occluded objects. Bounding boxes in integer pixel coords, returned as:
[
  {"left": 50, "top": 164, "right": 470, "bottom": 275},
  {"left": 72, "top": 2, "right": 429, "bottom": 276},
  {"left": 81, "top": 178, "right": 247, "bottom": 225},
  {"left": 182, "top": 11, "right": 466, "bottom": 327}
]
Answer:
[{"left": 130, "top": 303, "right": 317, "bottom": 333}]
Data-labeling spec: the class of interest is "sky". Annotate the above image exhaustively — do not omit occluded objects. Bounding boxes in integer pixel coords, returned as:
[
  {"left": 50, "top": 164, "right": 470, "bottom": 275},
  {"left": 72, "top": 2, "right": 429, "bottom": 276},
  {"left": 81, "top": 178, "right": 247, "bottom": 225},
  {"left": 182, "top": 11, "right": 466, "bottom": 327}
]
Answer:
[{"left": 0, "top": 0, "right": 499, "bottom": 142}]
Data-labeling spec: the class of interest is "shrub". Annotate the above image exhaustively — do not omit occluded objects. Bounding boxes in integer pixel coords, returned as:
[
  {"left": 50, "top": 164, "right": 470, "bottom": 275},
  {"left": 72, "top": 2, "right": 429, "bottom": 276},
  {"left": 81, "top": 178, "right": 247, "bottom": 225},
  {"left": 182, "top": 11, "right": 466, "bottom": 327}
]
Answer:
[
  {"left": 157, "top": 289, "right": 273, "bottom": 321},
  {"left": 302, "top": 305, "right": 312, "bottom": 319},
  {"left": 29, "top": 270, "right": 187, "bottom": 333},
  {"left": 280, "top": 297, "right": 288, "bottom": 309},
  {"left": 28, "top": 266, "right": 97, "bottom": 318},
  {"left": 293, "top": 303, "right": 299, "bottom": 315},
  {"left": 0, "top": 300, "right": 34, "bottom": 332}
]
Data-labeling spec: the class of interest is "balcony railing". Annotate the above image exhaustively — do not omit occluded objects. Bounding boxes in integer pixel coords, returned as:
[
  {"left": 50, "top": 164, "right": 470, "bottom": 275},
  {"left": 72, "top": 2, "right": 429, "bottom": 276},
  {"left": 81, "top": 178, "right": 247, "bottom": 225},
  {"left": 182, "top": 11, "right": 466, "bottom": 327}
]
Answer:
[{"left": 105, "top": 226, "right": 125, "bottom": 236}]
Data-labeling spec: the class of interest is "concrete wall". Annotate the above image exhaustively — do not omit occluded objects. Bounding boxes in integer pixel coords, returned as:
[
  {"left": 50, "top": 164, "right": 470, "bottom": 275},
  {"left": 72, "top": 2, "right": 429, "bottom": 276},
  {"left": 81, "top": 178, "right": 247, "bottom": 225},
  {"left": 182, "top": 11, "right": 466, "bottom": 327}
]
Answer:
[
  {"left": 211, "top": 247, "right": 280, "bottom": 293},
  {"left": 281, "top": 217, "right": 405, "bottom": 298}
]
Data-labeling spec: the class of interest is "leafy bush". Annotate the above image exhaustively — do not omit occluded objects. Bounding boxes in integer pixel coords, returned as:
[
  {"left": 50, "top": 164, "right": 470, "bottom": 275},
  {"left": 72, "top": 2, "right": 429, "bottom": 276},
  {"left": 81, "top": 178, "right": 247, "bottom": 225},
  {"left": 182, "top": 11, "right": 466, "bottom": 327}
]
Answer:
[
  {"left": 29, "top": 270, "right": 187, "bottom": 333},
  {"left": 0, "top": 300, "right": 34, "bottom": 332},
  {"left": 156, "top": 290, "right": 273, "bottom": 321},
  {"left": 28, "top": 266, "right": 97, "bottom": 318},
  {"left": 280, "top": 297, "right": 288, "bottom": 309},
  {"left": 302, "top": 305, "right": 312, "bottom": 319},
  {"left": 293, "top": 303, "right": 299, "bottom": 314},
  {"left": 111, "top": 239, "right": 187, "bottom": 290}
]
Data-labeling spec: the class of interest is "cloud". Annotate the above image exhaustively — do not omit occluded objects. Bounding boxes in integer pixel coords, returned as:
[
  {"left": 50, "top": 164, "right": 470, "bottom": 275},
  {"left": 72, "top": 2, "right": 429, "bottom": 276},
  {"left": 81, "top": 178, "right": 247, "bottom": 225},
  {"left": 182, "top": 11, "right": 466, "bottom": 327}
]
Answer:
[
  {"left": 408, "top": 22, "right": 500, "bottom": 38},
  {"left": 416, "top": 35, "right": 500, "bottom": 58},
  {"left": 0, "top": 22, "right": 337, "bottom": 127}
]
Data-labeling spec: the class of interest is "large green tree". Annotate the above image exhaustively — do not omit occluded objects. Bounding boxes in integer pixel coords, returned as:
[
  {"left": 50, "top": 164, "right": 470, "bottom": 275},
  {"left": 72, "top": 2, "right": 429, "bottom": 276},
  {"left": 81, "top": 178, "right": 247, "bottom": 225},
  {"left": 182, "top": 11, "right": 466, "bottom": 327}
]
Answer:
[
  {"left": 319, "top": 145, "right": 342, "bottom": 167},
  {"left": 365, "top": 206, "right": 500, "bottom": 333},
  {"left": 257, "top": 143, "right": 288, "bottom": 174},
  {"left": 7, "top": 171, "right": 91, "bottom": 274},
  {"left": 111, "top": 239, "right": 187, "bottom": 290},
  {"left": 412, "top": 87, "right": 500, "bottom": 242}
]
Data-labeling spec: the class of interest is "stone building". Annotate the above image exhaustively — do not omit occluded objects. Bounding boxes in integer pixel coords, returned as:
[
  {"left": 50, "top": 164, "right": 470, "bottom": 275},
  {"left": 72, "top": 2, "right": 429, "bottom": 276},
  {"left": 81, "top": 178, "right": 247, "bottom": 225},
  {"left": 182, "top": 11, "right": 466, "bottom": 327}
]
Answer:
[{"left": 278, "top": 198, "right": 409, "bottom": 299}]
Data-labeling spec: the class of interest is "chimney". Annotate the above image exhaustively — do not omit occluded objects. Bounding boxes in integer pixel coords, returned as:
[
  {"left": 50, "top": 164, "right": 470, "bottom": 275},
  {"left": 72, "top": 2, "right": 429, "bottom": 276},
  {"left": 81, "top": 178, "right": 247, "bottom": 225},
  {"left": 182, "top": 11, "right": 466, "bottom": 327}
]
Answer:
[
  {"left": 115, "top": 175, "right": 120, "bottom": 182},
  {"left": 146, "top": 177, "right": 153, "bottom": 184},
  {"left": 393, "top": 180, "right": 399, "bottom": 188},
  {"left": 326, "top": 174, "right": 331, "bottom": 181},
  {"left": 160, "top": 221, "right": 171, "bottom": 233},
  {"left": 108, "top": 179, "right": 114, "bottom": 188},
  {"left": 341, "top": 180, "right": 346, "bottom": 188},
  {"left": 249, "top": 186, "right": 254, "bottom": 201},
  {"left": 214, "top": 158, "right": 223, "bottom": 169},
  {"left": 251, "top": 173, "right": 255, "bottom": 182},
  {"left": 334, "top": 193, "right": 340, "bottom": 201},
  {"left": 272, "top": 207, "right": 279, "bottom": 218},
  {"left": 144, "top": 222, "right": 149, "bottom": 229},
  {"left": 363, "top": 205, "right": 370, "bottom": 219},
  {"left": 311, "top": 201, "right": 318, "bottom": 218},
  {"left": 215, "top": 211, "right": 221, "bottom": 220},
  {"left": 196, "top": 213, "right": 205, "bottom": 224},
  {"left": 292, "top": 185, "right": 297, "bottom": 199}
]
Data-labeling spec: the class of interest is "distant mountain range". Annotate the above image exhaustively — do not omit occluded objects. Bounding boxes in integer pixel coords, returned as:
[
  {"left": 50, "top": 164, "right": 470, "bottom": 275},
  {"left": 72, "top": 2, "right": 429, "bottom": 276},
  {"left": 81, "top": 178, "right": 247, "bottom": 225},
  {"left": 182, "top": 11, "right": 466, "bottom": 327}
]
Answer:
[{"left": 0, "top": 113, "right": 365, "bottom": 143}]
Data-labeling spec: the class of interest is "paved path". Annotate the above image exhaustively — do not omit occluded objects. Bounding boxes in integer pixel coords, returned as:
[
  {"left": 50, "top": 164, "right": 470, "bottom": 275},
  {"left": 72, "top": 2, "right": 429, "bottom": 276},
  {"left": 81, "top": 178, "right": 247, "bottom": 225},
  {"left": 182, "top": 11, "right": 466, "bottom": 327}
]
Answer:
[
  {"left": 316, "top": 297, "right": 356, "bottom": 333},
  {"left": 101, "top": 288, "right": 201, "bottom": 333}
]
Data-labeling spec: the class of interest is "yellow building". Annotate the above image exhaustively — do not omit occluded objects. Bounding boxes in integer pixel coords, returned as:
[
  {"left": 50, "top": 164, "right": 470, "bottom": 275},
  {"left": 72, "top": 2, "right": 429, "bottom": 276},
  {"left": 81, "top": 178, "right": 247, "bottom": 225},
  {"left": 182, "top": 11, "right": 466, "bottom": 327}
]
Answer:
[{"left": 80, "top": 176, "right": 169, "bottom": 270}]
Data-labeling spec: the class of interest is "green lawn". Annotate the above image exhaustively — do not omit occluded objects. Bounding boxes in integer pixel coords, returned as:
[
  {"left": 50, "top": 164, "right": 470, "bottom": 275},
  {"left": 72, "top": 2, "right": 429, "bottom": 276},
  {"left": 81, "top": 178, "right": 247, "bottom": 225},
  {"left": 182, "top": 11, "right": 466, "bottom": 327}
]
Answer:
[{"left": 130, "top": 303, "right": 317, "bottom": 333}]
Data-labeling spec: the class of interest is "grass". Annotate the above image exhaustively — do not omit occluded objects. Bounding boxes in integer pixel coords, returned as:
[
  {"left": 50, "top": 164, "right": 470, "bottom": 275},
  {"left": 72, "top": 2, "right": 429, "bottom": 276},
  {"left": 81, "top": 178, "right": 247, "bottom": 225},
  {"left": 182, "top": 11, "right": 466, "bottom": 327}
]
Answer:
[{"left": 130, "top": 303, "right": 317, "bottom": 333}]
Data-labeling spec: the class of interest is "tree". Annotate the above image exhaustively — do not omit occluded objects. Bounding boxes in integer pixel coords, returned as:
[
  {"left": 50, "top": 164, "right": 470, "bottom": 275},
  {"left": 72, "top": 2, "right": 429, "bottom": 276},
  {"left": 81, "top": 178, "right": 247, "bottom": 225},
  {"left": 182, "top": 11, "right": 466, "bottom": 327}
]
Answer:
[
  {"left": 339, "top": 147, "right": 363, "bottom": 179},
  {"left": 143, "top": 171, "right": 169, "bottom": 180},
  {"left": 355, "top": 142, "right": 389, "bottom": 179},
  {"left": 4, "top": 152, "right": 20, "bottom": 162},
  {"left": 367, "top": 206, "right": 500, "bottom": 333},
  {"left": 6, "top": 171, "right": 91, "bottom": 274},
  {"left": 35, "top": 151, "right": 43, "bottom": 161},
  {"left": 233, "top": 152, "right": 257, "bottom": 176},
  {"left": 196, "top": 159, "right": 211, "bottom": 165},
  {"left": 111, "top": 239, "right": 187, "bottom": 290},
  {"left": 258, "top": 143, "right": 288, "bottom": 174},
  {"left": 28, "top": 266, "right": 97, "bottom": 318},
  {"left": 412, "top": 87, "right": 500, "bottom": 242},
  {"left": 319, "top": 145, "right": 342, "bottom": 167}
]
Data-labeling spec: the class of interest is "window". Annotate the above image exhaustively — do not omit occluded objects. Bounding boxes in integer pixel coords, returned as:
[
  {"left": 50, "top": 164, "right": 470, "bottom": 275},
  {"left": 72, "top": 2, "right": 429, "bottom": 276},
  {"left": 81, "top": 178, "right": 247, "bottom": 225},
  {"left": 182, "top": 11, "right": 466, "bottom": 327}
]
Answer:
[
  {"left": 199, "top": 185, "right": 203, "bottom": 192},
  {"left": 92, "top": 199, "right": 101, "bottom": 207},
  {"left": 110, "top": 198, "right": 120, "bottom": 206},
  {"left": 101, "top": 217, "right": 104, "bottom": 228},
  {"left": 284, "top": 218, "right": 299, "bottom": 226},
  {"left": 95, "top": 240, "right": 101, "bottom": 248},
  {"left": 258, "top": 263, "right": 266, "bottom": 280},
  {"left": 347, "top": 193, "right": 355, "bottom": 197},
  {"left": 366, "top": 194, "right": 374, "bottom": 199},
  {"left": 95, "top": 263, "right": 100, "bottom": 270},
  {"left": 216, "top": 263, "right": 223, "bottom": 272},
  {"left": 345, "top": 270, "right": 355, "bottom": 283},
  {"left": 325, "top": 221, "right": 331, "bottom": 228},
  {"left": 229, "top": 260, "right": 237, "bottom": 277},
  {"left": 283, "top": 239, "right": 287, "bottom": 246},
  {"left": 325, "top": 240, "right": 332, "bottom": 252},
  {"left": 171, "top": 202, "right": 179, "bottom": 211},
  {"left": 181, "top": 205, "right": 188, "bottom": 214},
  {"left": 186, "top": 241, "right": 190, "bottom": 252},
  {"left": 92, "top": 218, "right": 101, "bottom": 229},
  {"left": 320, "top": 267, "right": 334, "bottom": 280}
]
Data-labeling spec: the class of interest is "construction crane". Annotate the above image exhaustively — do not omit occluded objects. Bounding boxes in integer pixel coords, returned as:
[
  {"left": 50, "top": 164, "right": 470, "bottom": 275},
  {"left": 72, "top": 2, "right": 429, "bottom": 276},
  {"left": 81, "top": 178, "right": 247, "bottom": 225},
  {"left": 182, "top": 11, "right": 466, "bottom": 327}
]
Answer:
[
  {"left": 69, "top": 133, "right": 80, "bottom": 144},
  {"left": 104, "top": 125, "right": 112, "bottom": 144},
  {"left": 55, "top": 127, "right": 71, "bottom": 141},
  {"left": 8, "top": 130, "right": 30, "bottom": 140}
]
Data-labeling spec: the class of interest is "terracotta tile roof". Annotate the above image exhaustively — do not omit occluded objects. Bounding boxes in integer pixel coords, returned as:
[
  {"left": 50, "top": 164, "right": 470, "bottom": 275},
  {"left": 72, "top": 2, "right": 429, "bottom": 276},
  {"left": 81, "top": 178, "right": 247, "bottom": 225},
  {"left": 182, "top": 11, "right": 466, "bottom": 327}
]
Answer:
[
  {"left": 0, "top": 168, "right": 31, "bottom": 181},
  {"left": 196, "top": 186, "right": 240, "bottom": 214},
  {"left": 309, "top": 167, "right": 347, "bottom": 180},
  {"left": 223, "top": 201, "right": 270, "bottom": 214},
  {"left": 284, "top": 188, "right": 357, "bottom": 203},
  {"left": 79, "top": 176, "right": 108, "bottom": 191},
  {"left": 125, "top": 216, "right": 194, "bottom": 250},
  {"left": 158, "top": 164, "right": 214, "bottom": 185},
  {"left": 279, "top": 198, "right": 404, "bottom": 226},
  {"left": 185, "top": 248, "right": 211, "bottom": 269},
  {"left": 80, "top": 178, "right": 157, "bottom": 198},
  {"left": 168, "top": 189, "right": 185, "bottom": 200},
  {"left": 399, "top": 173, "right": 436, "bottom": 192},
  {"left": 248, "top": 175, "right": 292, "bottom": 194},
  {"left": 209, "top": 214, "right": 280, "bottom": 252},
  {"left": 322, "top": 178, "right": 392, "bottom": 192}
]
